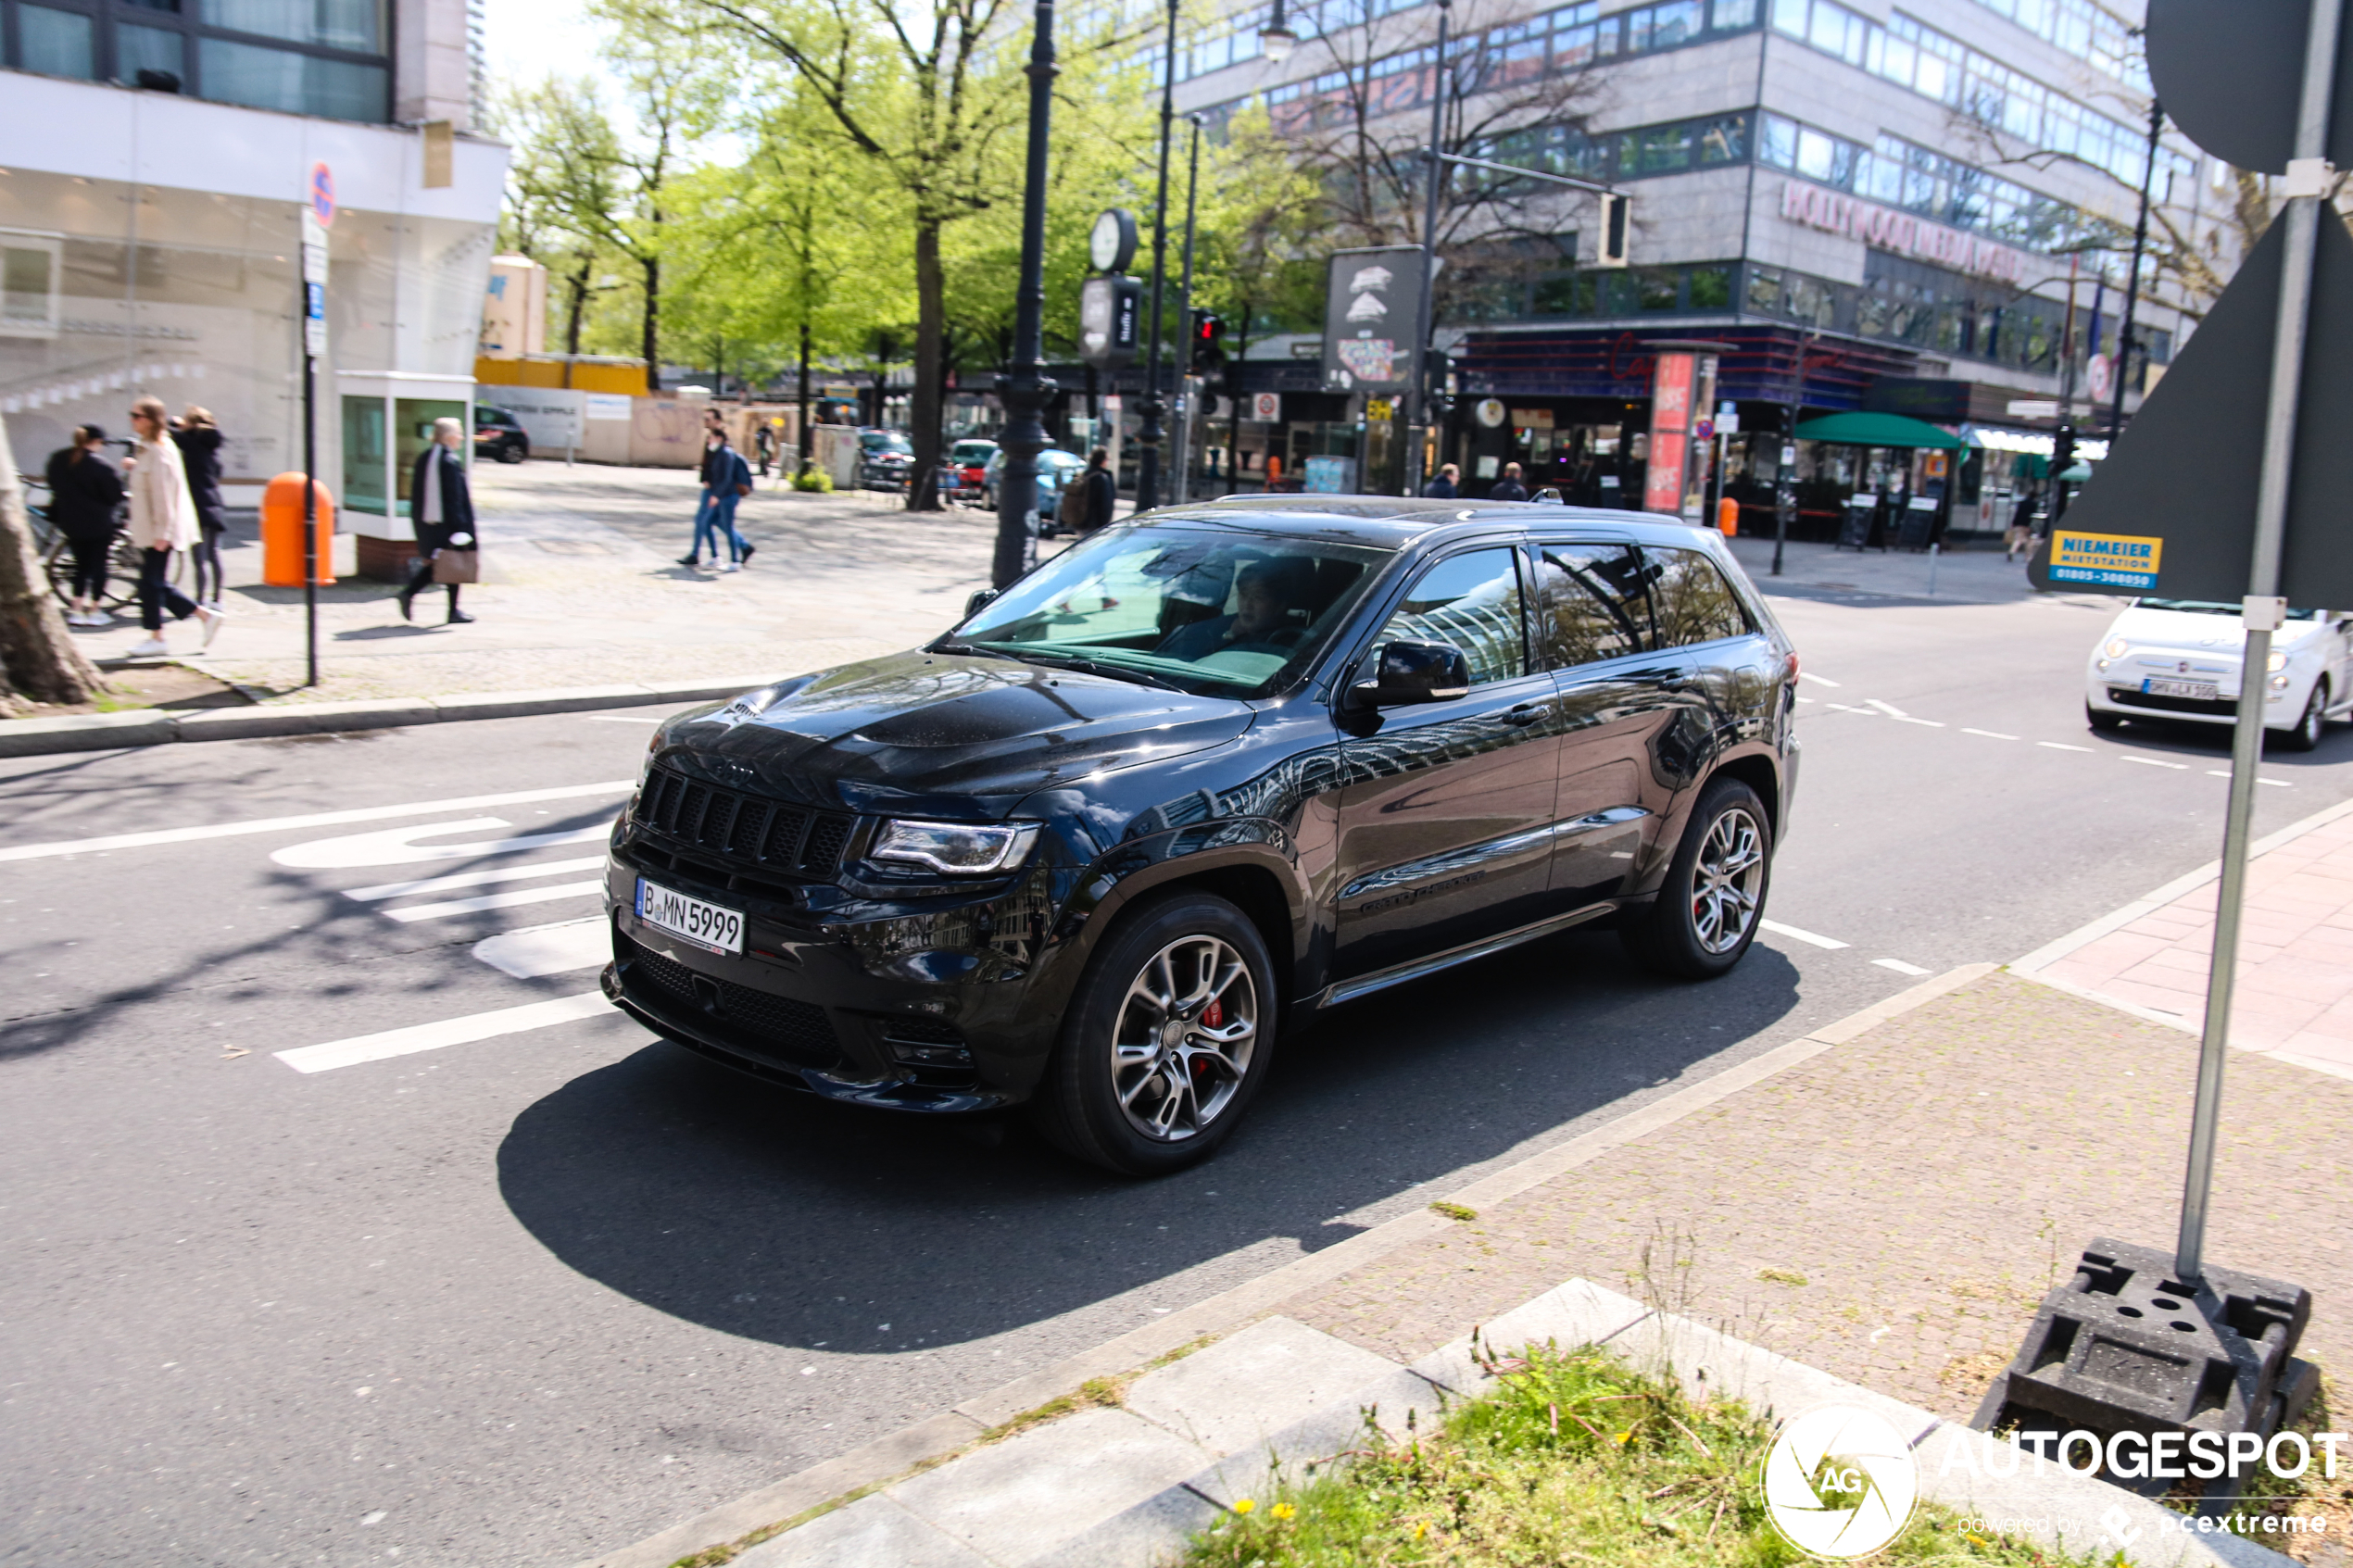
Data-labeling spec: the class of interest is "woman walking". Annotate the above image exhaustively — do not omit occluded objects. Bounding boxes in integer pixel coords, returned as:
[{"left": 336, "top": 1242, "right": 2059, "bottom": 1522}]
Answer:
[
  {"left": 171, "top": 406, "right": 228, "bottom": 609},
  {"left": 124, "top": 395, "right": 224, "bottom": 657},
  {"left": 44, "top": 425, "right": 125, "bottom": 627},
  {"left": 399, "top": 417, "right": 477, "bottom": 623}
]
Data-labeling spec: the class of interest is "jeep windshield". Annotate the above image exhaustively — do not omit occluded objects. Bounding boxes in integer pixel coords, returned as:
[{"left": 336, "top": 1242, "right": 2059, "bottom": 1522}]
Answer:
[{"left": 941, "top": 524, "right": 1393, "bottom": 697}]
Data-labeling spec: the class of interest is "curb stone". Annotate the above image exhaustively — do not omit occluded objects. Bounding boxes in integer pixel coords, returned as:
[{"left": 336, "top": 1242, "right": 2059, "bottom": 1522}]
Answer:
[
  {"left": 574, "top": 963, "right": 2000, "bottom": 1568},
  {"left": 0, "top": 678, "right": 776, "bottom": 758},
  {"left": 726, "top": 1285, "right": 2292, "bottom": 1568}
]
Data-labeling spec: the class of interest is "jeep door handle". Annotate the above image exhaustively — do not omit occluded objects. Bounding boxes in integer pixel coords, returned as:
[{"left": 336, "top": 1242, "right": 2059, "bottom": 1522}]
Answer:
[{"left": 1504, "top": 704, "right": 1546, "bottom": 726}]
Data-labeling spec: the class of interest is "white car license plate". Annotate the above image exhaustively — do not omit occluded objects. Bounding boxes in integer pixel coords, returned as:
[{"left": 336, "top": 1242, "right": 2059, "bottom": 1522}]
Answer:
[
  {"left": 635, "top": 878, "right": 744, "bottom": 956},
  {"left": 2143, "top": 677, "right": 2221, "bottom": 701}
]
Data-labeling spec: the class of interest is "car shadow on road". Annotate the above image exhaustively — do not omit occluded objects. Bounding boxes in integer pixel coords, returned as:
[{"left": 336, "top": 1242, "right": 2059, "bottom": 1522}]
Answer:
[{"left": 494, "top": 933, "right": 1804, "bottom": 1357}]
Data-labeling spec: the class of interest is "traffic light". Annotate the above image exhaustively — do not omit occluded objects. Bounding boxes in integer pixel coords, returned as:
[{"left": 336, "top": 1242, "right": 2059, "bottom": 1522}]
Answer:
[
  {"left": 2049, "top": 423, "right": 2077, "bottom": 522},
  {"left": 1425, "top": 349, "right": 1455, "bottom": 420},
  {"left": 1592, "top": 192, "right": 1631, "bottom": 269},
  {"left": 1189, "top": 308, "right": 1226, "bottom": 370}
]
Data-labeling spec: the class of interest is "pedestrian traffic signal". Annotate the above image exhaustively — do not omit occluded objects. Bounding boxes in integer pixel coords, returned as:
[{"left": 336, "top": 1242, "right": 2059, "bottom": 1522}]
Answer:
[
  {"left": 1593, "top": 193, "right": 1631, "bottom": 270},
  {"left": 1189, "top": 309, "right": 1225, "bottom": 370}
]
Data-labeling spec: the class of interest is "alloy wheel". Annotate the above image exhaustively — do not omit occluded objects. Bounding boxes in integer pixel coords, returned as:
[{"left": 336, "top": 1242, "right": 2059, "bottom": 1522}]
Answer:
[
  {"left": 1110, "top": 935, "right": 1258, "bottom": 1143},
  {"left": 1690, "top": 806, "right": 1766, "bottom": 955}
]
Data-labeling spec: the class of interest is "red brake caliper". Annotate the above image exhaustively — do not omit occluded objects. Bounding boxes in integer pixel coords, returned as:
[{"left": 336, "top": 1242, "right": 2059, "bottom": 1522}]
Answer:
[{"left": 1202, "top": 998, "right": 1224, "bottom": 1029}]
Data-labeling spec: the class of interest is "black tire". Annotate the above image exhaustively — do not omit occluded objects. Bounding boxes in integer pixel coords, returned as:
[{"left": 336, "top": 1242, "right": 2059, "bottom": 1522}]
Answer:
[
  {"left": 2086, "top": 703, "right": 2125, "bottom": 733},
  {"left": 1030, "top": 891, "right": 1277, "bottom": 1176},
  {"left": 498, "top": 438, "right": 527, "bottom": 464},
  {"left": 1621, "top": 775, "right": 1774, "bottom": 981},
  {"left": 2276, "top": 681, "right": 2327, "bottom": 753}
]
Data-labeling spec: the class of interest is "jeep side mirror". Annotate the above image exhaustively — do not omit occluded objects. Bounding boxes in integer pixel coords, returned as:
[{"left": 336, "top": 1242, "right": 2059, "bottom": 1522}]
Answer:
[
  {"left": 963, "top": 587, "right": 1000, "bottom": 621},
  {"left": 1351, "top": 640, "right": 1472, "bottom": 707}
]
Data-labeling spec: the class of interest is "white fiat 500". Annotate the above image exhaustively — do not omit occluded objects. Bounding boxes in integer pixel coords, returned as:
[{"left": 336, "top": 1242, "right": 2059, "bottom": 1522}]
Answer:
[{"left": 2085, "top": 598, "right": 2353, "bottom": 751}]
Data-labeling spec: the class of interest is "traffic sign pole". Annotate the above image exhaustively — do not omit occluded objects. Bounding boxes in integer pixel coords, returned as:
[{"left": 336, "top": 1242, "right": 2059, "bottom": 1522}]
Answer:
[
  {"left": 299, "top": 198, "right": 330, "bottom": 689},
  {"left": 2177, "top": 0, "right": 2344, "bottom": 1286}
]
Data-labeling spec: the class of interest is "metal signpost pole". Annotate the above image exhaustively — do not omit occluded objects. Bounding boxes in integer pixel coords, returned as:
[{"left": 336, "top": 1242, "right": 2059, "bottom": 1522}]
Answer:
[
  {"left": 299, "top": 188, "right": 331, "bottom": 689},
  {"left": 990, "top": 0, "right": 1060, "bottom": 588},
  {"left": 1171, "top": 116, "right": 1203, "bottom": 507},
  {"left": 1408, "top": 0, "right": 1453, "bottom": 498},
  {"left": 2177, "top": 0, "right": 2343, "bottom": 1286}
]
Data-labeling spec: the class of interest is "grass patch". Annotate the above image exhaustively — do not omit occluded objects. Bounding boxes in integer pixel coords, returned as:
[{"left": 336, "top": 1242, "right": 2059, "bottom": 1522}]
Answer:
[
  {"left": 1757, "top": 1268, "right": 1811, "bottom": 1288},
  {"left": 1180, "top": 1342, "right": 2098, "bottom": 1568},
  {"left": 1428, "top": 1202, "right": 1478, "bottom": 1223}
]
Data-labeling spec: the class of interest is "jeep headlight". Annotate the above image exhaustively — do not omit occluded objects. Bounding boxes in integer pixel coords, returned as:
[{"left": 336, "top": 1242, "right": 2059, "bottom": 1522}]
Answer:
[
  {"left": 872, "top": 819, "right": 1041, "bottom": 873},
  {"left": 638, "top": 728, "right": 663, "bottom": 784}
]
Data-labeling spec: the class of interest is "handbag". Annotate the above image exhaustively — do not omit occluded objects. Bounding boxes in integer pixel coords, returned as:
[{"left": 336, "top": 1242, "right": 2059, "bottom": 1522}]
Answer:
[
  {"left": 432, "top": 549, "right": 480, "bottom": 584},
  {"left": 1055, "top": 474, "right": 1089, "bottom": 530}
]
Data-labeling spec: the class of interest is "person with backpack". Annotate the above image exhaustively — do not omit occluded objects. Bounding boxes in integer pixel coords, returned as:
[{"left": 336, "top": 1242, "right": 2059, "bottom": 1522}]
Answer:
[
  {"left": 170, "top": 406, "right": 227, "bottom": 609},
  {"left": 46, "top": 425, "right": 125, "bottom": 627},
  {"left": 681, "top": 428, "right": 755, "bottom": 571}
]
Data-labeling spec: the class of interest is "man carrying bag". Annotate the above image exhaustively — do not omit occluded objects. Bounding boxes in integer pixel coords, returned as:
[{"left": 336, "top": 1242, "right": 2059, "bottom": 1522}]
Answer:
[{"left": 399, "top": 418, "right": 478, "bottom": 624}]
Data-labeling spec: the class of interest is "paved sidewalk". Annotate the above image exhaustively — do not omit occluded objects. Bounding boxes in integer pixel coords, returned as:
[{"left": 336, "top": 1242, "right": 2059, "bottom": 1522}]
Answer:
[
  {"left": 55, "top": 464, "right": 1016, "bottom": 706},
  {"left": 2024, "top": 801, "right": 2353, "bottom": 1080},
  {"left": 1270, "top": 971, "right": 2352, "bottom": 1449},
  {"left": 1725, "top": 531, "right": 2052, "bottom": 606}
]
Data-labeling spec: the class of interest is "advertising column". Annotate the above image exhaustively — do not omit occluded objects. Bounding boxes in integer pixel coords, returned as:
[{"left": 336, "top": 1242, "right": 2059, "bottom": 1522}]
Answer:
[{"left": 1643, "top": 351, "right": 1695, "bottom": 515}]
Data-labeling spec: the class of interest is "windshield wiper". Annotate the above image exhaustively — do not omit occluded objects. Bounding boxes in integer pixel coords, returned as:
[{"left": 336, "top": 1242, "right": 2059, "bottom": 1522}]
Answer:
[
  {"left": 1000, "top": 650, "right": 1186, "bottom": 691},
  {"left": 931, "top": 639, "right": 1019, "bottom": 659}
]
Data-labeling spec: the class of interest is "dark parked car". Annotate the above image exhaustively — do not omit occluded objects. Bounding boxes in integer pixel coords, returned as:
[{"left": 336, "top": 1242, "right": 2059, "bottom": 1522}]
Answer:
[
  {"left": 602, "top": 500, "right": 1800, "bottom": 1173},
  {"left": 473, "top": 404, "right": 530, "bottom": 463},
  {"left": 858, "top": 429, "right": 914, "bottom": 490}
]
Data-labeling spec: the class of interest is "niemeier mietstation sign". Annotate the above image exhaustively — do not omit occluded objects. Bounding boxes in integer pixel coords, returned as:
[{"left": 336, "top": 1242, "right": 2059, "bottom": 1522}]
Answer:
[{"left": 1777, "top": 180, "right": 2029, "bottom": 284}]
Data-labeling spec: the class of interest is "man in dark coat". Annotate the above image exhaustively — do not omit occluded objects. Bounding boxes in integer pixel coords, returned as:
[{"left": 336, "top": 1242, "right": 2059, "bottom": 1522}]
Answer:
[
  {"left": 46, "top": 425, "right": 125, "bottom": 626},
  {"left": 399, "top": 418, "right": 476, "bottom": 623},
  {"left": 1080, "top": 447, "right": 1116, "bottom": 533},
  {"left": 1488, "top": 461, "right": 1529, "bottom": 502},
  {"left": 1422, "top": 463, "right": 1460, "bottom": 499}
]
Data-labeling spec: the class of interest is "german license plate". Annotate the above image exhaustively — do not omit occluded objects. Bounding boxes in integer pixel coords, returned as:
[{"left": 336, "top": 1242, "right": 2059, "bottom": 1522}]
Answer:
[
  {"left": 635, "top": 878, "right": 743, "bottom": 955},
  {"left": 2143, "top": 677, "right": 2221, "bottom": 701}
]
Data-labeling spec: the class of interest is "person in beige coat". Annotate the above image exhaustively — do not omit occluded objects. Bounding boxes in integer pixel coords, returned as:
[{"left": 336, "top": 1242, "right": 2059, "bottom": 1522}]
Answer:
[{"left": 124, "top": 395, "right": 225, "bottom": 657}]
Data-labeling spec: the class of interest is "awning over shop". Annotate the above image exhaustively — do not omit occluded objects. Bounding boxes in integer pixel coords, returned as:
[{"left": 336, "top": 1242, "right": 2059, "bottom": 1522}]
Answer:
[{"left": 1793, "top": 411, "right": 1969, "bottom": 449}]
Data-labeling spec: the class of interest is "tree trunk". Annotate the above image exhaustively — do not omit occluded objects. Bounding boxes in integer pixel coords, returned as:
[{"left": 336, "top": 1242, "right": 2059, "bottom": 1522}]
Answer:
[
  {"left": 905, "top": 215, "right": 944, "bottom": 512},
  {"left": 0, "top": 418, "right": 106, "bottom": 711},
  {"left": 798, "top": 320, "right": 812, "bottom": 473},
  {"left": 640, "top": 256, "right": 662, "bottom": 393},
  {"left": 563, "top": 255, "right": 592, "bottom": 358}
]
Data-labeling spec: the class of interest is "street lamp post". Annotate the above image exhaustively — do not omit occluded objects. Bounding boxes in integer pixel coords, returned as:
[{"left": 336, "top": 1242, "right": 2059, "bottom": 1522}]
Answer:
[
  {"left": 1171, "top": 113, "right": 1205, "bottom": 507},
  {"left": 1408, "top": 0, "right": 1453, "bottom": 498},
  {"left": 1134, "top": 0, "right": 1181, "bottom": 512},
  {"left": 991, "top": 0, "right": 1060, "bottom": 588},
  {"left": 2108, "top": 96, "right": 2164, "bottom": 438}
]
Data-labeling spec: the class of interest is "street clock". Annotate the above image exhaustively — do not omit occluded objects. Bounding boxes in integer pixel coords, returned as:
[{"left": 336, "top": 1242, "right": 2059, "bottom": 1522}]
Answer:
[{"left": 1089, "top": 208, "right": 1139, "bottom": 274}]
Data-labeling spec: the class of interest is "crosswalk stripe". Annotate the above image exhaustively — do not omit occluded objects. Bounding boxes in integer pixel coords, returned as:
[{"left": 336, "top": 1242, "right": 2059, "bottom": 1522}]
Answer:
[
  {"left": 383, "top": 881, "right": 605, "bottom": 922},
  {"left": 346, "top": 857, "right": 607, "bottom": 902},
  {"left": 0, "top": 781, "right": 635, "bottom": 863},
  {"left": 473, "top": 918, "right": 610, "bottom": 979},
  {"left": 275, "top": 992, "right": 615, "bottom": 1073}
]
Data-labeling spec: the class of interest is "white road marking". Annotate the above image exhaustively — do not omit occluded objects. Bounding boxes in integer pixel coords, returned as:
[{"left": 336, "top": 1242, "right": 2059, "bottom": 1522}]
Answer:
[
  {"left": 1889, "top": 715, "right": 1945, "bottom": 727},
  {"left": 2207, "top": 770, "right": 2295, "bottom": 787},
  {"left": 1872, "top": 958, "right": 1932, "bottom": 976},
  {"left": 472, "top": 919, "right": 610, "bottom": 978},
  {"left": 2037, "top": 741, "right": 2095, "bottom": 752},
  {"left": 1823, "top": 703, "right": 1877, "bottom": 715},
  {"left": 584, "top": 716, "right": 663, "bottom": 723},
  {"left": 346, "top": 857, "right": 607, "bottom": 902},
  {"left": 272, "top": 818, "right": 612, "bottom": 870},
  {"left": 1760, "top": 919, "right": 1851, "bottom": 949},
  {"left": 0, "top": 781, "right": 634, "bottom": 863},
  {"left": 275, "top": 992, "right": 614, "bottom": 1073},
  {"left": 2121, "top": 756, "right": 2189, "bottom": 770},
  {"left": 1961, "top": 728, "right": 2019, "bottom": 740},
  {"left": 1798, "top": 671, "right": 1841, "bottom": 687},
  {"left": 1795, "top": 696, "right": 1817, "bottom": 704},
  {"left": 1864, "top": 698, "right": 1908, "bottom": 718},
  {"left": 383, "top": 881, "right": 604, "bottom": 922}
]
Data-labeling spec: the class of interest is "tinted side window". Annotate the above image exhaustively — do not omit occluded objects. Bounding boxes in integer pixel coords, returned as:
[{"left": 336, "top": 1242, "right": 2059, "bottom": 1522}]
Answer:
[
  {"left": 1645, "top": 546, "right": 1752, "bottom": 646},
  {"left": 1532, "top": 544, "right": 1652, "bottom": 669},
  {"left": 1374, "top": 547, "right": 1527, "bottom": 685}
]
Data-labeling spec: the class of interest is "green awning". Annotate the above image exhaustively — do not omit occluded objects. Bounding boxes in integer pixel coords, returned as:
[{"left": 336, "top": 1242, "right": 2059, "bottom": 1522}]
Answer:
[{"left": 1792, "top": 411, "right": 1969, "bottom": 450}]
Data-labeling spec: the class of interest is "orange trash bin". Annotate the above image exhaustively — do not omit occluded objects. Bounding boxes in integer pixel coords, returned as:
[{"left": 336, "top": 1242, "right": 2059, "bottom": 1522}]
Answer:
[
  {"left": 261, "top": 472, "right": 336, "bottom": 585},
  {"left": 1717, "top": 495, "right": 1741, "bottom": 537}
]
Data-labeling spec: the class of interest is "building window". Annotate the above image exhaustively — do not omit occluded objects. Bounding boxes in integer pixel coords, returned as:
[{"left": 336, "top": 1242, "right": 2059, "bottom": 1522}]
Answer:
[
  {"left": 4, "top": 0, "right": 391, "bottom": 121},
  {"left": 1, "top": 231, "right": 65, "bottom": 338}
]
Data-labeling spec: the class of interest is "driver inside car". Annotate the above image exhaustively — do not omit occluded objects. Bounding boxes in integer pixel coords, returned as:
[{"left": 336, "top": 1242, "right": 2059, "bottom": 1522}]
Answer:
[{"left": 1154, "top": 556, "right": 1315, "bottom": 661}]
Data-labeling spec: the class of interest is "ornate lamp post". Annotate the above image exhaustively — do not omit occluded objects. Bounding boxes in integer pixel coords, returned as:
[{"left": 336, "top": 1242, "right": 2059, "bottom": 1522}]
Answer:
[
  {"left": 1134, "top": 0, "right": 1181, "bottom": 511},
  {"left": 991, "top": 0, "right": 1060, "bottom": 587}
]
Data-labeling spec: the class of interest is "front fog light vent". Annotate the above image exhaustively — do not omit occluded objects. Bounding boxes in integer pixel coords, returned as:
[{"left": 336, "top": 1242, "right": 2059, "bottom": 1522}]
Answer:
[{"left": 883, "top": 1017, "right": 972, "bottom": 1072}]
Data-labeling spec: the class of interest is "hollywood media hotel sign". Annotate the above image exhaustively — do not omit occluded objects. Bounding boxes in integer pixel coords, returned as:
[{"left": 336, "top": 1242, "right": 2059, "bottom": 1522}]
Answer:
[{"left": 1778, "top": 181, "right": 2028, "bottom": 284}]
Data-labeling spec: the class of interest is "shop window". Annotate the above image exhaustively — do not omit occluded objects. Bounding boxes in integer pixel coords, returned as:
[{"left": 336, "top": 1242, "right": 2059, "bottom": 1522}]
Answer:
[
  {"left": 341, "top": 396, "right": 387, "bottom": 517},
  {"left": 18, "top": 3, "right": 96, "bottom": 75},
  {"left": 1532, "top": 272, "right": 1593, "bottom": 316},
  {"left": 1636, "top": 123, "right": 1693, "bottom": 173},
  {"left": 1, "top": 234, "right": 63, "bottom": 337},
  {"left": 1745, "top": 266, "right": 1784, "bottom": 314},
  {"left": 1696, "top": 114, "right": 1748, "bottom": 163},
  {"left": 1636, "top": 269, "right": 1680, "bottom": 311},
  {"left": 1785, "top": 274, "right": 1837, "bottom": 329},
  {"left": 1688, "top": 265, "right": 1732, "bottom": 308}
]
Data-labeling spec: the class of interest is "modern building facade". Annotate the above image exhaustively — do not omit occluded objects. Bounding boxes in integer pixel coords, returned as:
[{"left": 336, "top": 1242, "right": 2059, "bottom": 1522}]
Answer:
[
  {"left": 2, "top": 0, "right": 505, "bottom": 571},
  {"left": 1148, "top": 0, "right": 2221, "bottom": 524}
]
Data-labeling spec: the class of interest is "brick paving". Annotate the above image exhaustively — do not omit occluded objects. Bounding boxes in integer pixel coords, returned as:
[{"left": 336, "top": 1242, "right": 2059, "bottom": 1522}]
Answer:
[
  {"left": 2037, "top": 806, "right": 2353, "bottom": 1078},
  {"left": 1271, "top": 971, "right": 2352, "bottom": 1434}
]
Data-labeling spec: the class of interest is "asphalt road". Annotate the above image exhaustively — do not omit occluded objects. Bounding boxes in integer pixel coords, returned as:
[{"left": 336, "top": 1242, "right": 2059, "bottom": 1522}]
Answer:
[{"left": 6, "top": 582, "right": 2350, "bottom": 1568}]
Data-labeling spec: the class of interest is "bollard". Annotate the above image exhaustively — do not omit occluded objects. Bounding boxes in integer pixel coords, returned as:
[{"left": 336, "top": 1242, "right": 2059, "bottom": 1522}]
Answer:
[
  {"left": 1927, "top": 541, "right": 1939, "bottom": 596},
  {"left": 260, "top": 472, "right": 335, "bottom": 585}
]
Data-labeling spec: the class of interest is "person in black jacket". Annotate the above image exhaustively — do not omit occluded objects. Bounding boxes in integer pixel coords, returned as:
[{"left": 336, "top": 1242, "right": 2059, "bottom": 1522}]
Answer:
[
  {"left": 1080, "top": 447, "right": 1116, "bottom": 533},
  {"left": 45, "top": 426, "right": 126, "bottom": 627},
  {"left": 170, "top": 406, "right": 227, "bottom": 609},
  {"left": 398, "top": 419, "right": 476, "bottom": 624},
  {"left": 1488, "top": 461, "right": 1529, "bottom": 502}
]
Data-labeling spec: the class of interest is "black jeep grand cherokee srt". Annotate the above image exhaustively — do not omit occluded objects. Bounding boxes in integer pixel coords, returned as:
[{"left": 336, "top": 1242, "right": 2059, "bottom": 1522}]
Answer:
[{"left": 603, "top": 498, "right": 1800, "bottom": 1173}]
